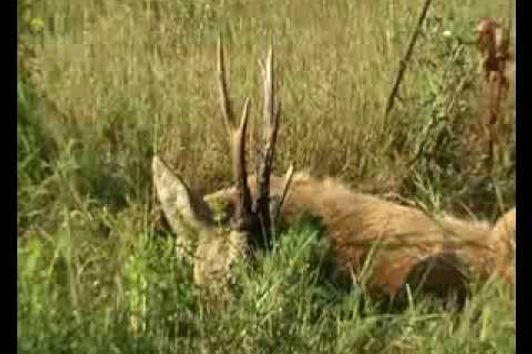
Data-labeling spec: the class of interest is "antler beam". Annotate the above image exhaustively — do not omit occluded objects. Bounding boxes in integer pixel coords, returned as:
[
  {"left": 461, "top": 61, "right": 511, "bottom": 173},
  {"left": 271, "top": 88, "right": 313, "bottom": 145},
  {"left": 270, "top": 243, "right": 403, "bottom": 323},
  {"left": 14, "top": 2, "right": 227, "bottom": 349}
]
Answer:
[
  {"left": 216, "top": 36, "right": 285, "bottom": 247},
  {"left": 255, "top": 46, "right": 282, "bottom": 244},
  {"left": 217, "top": 35, "right": 254, "bottom": 232}
]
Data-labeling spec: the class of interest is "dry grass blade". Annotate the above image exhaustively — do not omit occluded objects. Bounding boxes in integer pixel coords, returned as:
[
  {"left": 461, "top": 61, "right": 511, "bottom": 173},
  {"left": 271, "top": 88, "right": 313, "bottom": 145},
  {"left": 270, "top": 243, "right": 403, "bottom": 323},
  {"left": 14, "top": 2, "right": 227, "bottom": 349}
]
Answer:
[{"left": 275, "top": 164, "right": 295, "bottom": 221}]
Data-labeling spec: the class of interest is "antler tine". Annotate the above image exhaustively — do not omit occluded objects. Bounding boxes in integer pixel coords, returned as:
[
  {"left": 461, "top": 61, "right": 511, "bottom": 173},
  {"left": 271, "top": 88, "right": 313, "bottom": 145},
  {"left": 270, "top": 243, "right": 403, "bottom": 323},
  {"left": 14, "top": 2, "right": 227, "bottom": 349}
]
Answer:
[
  {"left": 255, "top": 44, "right": 282, "bottom": 240},
  {"left": 217, "top": 34, "right": 235, "bottom": 134},
  {"left": 231, "top": 97, "right": 254, "bottom": 231},
  {"left": 217, "top": 34, "right": 254, "bottom": 231},
  {"left": 263, "top": 45, "right": 275, "bottom": 125}
]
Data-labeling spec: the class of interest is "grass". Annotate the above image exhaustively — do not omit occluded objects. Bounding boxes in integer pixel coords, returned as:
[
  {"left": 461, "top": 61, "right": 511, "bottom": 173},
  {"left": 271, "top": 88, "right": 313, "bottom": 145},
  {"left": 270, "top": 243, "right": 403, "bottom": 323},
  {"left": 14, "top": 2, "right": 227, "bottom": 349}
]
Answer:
[
  {"left": 18, "top": 0, "right": 515, "bottom": 352},
  {"left": 18, "top": 219, "right": 515, "bottom": 353}
]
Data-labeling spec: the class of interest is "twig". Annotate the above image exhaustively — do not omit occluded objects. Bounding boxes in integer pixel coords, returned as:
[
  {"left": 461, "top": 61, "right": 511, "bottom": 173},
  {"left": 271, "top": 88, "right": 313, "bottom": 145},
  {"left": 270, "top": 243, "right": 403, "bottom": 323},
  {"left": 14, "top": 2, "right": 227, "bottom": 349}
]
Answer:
[{"left": 385, "top": 0, "right": 434, "bottom": 117}]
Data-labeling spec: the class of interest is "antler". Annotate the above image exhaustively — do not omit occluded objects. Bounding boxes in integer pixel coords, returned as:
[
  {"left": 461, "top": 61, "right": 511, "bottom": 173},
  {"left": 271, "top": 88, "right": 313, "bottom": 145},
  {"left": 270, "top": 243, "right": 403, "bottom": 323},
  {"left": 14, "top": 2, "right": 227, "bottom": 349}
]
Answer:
[
  {"left": 216, "top": 36, "right": 285, "bottom": 248},
  {"left": 217, "top": 35, "right": 254, "bottom": 232},
  {"left": 255, "top": 45, "right": 282, "bottom": 241}
]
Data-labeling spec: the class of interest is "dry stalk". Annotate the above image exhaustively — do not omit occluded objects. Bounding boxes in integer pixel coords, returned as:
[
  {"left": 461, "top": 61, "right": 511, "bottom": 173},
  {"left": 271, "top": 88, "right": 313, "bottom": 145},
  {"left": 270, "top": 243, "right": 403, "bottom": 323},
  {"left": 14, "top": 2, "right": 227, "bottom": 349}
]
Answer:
[
  {"left": 385, "top": 0, "right": 434, "bottom": 118},
  {"left": 475, "top": 17, "right": 511, "bottom": 170}
]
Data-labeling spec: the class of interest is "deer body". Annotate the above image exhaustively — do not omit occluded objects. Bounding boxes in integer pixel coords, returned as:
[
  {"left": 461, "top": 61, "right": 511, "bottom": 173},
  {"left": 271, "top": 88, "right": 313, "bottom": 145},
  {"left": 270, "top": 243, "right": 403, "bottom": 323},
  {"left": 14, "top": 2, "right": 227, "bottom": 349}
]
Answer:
[
  {"left": 153, "top": 156, "right": 515, "bottom": 299},
  {"left": 204, "top": 173, "right": 515, "bottom": 298}
]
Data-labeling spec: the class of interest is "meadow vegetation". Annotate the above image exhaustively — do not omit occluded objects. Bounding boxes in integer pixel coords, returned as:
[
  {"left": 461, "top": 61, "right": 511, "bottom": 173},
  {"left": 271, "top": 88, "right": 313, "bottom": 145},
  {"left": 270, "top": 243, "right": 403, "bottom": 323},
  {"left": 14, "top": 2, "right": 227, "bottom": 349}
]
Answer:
[{"left": 18, "top": 0, "right": 515, "bottom": 352}]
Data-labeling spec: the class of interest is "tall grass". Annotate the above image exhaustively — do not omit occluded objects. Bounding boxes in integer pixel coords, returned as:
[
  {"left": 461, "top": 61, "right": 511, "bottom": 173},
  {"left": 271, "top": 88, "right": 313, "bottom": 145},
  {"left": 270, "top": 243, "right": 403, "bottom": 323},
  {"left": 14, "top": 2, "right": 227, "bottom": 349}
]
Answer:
[
  {"left": 19, "top": 217, "right": 515, "bottom": 353},
  {"left": 18, "top": 0, "right": 515, "bottom": 352}
]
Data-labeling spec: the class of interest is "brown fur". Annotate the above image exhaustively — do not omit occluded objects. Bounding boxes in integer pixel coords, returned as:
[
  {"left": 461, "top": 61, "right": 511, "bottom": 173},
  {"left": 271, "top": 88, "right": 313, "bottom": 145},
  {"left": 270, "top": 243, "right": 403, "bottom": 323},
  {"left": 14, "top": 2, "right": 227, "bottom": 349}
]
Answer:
[
  {"left": 204, "top": 174, "right": 515, "bottom": 299},
  {"left": 490, "top": 207, "right": 516, "bottom": 285}
]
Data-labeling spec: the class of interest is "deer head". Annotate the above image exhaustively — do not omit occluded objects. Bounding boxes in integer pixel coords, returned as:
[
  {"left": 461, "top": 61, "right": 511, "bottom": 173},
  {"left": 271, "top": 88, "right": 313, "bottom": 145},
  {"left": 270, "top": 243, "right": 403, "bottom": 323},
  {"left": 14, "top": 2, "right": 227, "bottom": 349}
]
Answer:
[{"left": 152, "top": 37, "right": 291, "bottom": 288}]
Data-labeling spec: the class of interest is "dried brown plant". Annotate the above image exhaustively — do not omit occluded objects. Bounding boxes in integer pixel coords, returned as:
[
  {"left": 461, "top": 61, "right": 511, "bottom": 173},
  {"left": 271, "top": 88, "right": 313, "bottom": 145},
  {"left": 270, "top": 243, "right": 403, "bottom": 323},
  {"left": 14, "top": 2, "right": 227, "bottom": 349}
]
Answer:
[{"left": 475, "top": 17, "right": 512, "bottom": 168}]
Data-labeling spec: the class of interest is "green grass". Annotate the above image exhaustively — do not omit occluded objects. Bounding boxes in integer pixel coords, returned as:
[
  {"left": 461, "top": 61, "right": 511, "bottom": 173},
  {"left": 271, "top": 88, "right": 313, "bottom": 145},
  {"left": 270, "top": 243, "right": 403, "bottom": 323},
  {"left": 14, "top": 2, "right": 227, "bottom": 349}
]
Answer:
[
  {"left": 18, "top": 0, "right": 515, "bottom": 352},
  {"left": 18, "top": 217, "right": 515, "bottom": 353}
]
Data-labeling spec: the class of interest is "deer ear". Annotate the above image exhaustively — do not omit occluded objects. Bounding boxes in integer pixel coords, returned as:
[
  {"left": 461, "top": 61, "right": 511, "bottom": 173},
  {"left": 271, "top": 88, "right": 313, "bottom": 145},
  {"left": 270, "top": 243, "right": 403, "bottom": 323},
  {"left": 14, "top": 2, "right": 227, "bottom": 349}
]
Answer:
[{"left": 152, "top": 156, "right": 214, "bottom": 237}]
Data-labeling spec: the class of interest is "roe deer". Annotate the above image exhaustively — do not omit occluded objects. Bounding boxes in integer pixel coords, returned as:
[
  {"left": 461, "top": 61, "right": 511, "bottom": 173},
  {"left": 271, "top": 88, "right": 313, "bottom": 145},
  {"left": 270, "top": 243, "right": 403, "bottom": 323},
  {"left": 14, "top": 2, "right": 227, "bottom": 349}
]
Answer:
[{"left": 152, "top": 38, "right": 515, "bottom": 303}]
